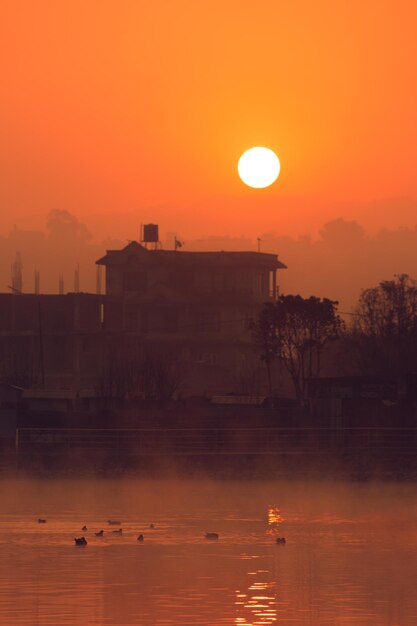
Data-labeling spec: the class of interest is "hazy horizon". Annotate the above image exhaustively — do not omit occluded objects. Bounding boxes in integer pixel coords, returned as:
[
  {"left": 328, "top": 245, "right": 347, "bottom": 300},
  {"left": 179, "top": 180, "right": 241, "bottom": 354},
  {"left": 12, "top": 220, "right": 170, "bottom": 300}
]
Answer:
[
  {"left": 2, "top": 0, "right": 417, "bottom": 312},
  {"left": 3, "top": 195, "right": 417, "bottom": 244},
  {"left": 2, "top": 207, "right": 417, "bottom": 312}
]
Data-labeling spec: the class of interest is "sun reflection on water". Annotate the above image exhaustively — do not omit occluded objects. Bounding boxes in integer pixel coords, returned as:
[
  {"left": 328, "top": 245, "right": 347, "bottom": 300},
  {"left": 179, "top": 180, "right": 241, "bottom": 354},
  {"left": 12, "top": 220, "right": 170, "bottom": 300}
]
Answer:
[
  {"left": 235, "top": 569, "right": 277, "bottom": 625},
  {"left": 266, "top": 506, "right": 285, "bottom": 538},
  {"left": 268, "top": 506, "right": 284, "bottom": 526}
]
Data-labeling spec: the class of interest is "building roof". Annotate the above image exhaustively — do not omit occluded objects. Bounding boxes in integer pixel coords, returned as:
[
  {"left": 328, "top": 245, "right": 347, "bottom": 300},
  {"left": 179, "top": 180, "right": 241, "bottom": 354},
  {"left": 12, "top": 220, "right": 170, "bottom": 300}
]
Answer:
[
  {"left": 22, "top": 389, "right": 100, "bottom": 400},
  {"left": 211, "top": 395, "right": 267, "bottom": 406},
  {"left": 96, "top": 241, "right": 287, "bottom": 270},
  {"left": 22, "top": 389, "right": 78, "bottom": 400}
]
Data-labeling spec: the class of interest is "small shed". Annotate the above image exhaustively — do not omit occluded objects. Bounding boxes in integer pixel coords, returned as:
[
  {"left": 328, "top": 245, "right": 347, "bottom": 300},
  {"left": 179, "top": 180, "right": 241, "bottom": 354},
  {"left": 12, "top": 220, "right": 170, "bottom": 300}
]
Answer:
[
  {"left": 21, "top": 389, "right": 77, "bottom": 413},
  {"left": 21, "top": 388, "right": 103, "bottom": 413},
  {"left": 211, "top": 395, "right": 267, "bottom": 406}
]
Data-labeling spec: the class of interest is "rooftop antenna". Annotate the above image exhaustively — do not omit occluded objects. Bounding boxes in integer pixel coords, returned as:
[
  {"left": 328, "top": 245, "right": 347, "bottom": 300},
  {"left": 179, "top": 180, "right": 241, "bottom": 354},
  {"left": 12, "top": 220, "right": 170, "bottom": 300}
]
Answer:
[
  {"left": 34, "top": 270, "right": 40, "bottom": 295},
  {"left": 74, "top": 264, "right": 80, "bottom": 293},
  {"left": 257, "top": 238, "right": 262, "bottom": 253},
  {"left": 59, "top": 274, "right": 64, "bottom": 295},
  {"left": 11, "top": 252, "right": 23, "bottom": 293},
  {"left": 96, "top": 265, "right": 102, "bottom": 295},
  {"left": 37, "top": 299, "right": 45, "bottom": 388},
  {"left": 7, "top": 284, "right": 22, "bottom": 295},
  {"left": 174, "top": 236, "right": 183, "bottom": 251}
]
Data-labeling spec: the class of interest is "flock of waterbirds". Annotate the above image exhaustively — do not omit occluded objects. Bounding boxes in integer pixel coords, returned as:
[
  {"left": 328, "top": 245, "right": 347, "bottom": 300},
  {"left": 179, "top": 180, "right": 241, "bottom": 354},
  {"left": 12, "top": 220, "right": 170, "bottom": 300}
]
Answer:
[{"left": 37, "top": 517, "right": 286, "bottom": 546}]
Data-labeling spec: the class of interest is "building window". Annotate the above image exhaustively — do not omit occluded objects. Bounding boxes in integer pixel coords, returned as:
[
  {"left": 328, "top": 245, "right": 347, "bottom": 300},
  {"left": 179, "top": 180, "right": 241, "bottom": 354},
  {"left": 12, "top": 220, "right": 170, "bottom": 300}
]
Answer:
[
  {"left": 145, "top": 308, "right": 178, "bottom": 333},
  {"left": 125, "top": 310, "right": 139, "bottom": 331},
  {"left": 243, "top": 314, "right": 253, "bottom": 330},
  {"left": 82, "top": 336, "right": 91, "bottom": 352},
  {"left": 198, "top": 272, "right": 212, "bottom": 292},
  {"left": 213, "top": 273, "right": 224, "bottom": 292},
  {"left": 123, "top": 271, "right": 147, "bottom": 292},
  {"left": 195, "top": 311, "right": 220, "bottom": 332},
  {"left": 165, "top": 309, "right": 178, "bottom": 332},
  {"left": 47, "top": 309, "right": 67, "bottom": 332},
  {"left": 171, "top": 270, "right": 194, "bottom": 291},
  {"left": 223, "top": 271, "right": 236, "bottom": 291},
  {"left": 196, "top": 352, "right": 218, "bottom": 365}
]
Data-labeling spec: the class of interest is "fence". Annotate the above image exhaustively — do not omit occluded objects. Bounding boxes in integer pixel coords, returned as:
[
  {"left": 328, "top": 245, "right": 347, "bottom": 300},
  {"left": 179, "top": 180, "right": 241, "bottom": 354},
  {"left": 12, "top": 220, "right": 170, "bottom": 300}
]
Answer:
[{"left": 15, "top": 427, "right": 417, "bottom": 457}]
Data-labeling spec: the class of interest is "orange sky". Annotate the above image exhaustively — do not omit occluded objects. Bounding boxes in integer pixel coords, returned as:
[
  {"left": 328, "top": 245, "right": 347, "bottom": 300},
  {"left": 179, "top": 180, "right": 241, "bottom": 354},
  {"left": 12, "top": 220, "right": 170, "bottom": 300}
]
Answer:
[{"left": 1, "top": 0, "right": 416, "bottom": 241}]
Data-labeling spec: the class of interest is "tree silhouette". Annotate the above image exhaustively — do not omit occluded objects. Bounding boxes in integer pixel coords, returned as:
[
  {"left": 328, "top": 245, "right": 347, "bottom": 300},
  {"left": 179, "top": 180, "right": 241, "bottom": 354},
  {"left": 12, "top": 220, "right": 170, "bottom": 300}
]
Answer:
[
  {"left": 252, "top": 295, "right": 343, "bottom": 402},
  {"left": 96, "top": 350, "right": 184, "bottom": 402},
  {"left": 319, "top": 218, "right": 365, "bottom": 246},
  {"left": 350, "top": 274, "right": 417, "bottom": 377},
  {"left": 47, "top": 209, "right": 91, "bottom": 245},
  {"left": 249, "top": 304, "right": 280, "bottom": 397}
]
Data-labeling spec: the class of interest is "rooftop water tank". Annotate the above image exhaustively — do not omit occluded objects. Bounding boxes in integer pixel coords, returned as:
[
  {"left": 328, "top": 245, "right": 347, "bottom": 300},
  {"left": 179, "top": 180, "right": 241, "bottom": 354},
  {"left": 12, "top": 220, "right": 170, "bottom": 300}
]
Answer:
[{"left": 142, "top": 224, "right": 159, "bottom": 243}]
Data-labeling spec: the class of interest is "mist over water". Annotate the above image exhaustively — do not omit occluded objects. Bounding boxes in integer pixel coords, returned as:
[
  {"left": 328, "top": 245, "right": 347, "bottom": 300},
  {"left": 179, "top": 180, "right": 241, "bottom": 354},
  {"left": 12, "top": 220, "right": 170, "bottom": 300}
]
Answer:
[{"left": 1, "top": 478, "right": 416, "bottom": 625}]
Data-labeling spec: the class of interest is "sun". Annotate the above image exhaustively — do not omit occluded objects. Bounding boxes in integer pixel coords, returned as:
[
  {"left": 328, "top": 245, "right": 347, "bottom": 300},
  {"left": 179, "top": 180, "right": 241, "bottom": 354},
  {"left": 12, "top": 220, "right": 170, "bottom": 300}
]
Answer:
[{"left": 238, "top": 147, "right": 280, "bottom": 188}]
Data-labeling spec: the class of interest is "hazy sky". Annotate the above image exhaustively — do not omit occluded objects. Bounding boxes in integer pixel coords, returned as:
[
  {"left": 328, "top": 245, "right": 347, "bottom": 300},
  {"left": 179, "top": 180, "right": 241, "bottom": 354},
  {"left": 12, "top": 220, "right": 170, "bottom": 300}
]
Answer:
[{"left": 1, "top": 1, "right": 416, "bottom": 240}]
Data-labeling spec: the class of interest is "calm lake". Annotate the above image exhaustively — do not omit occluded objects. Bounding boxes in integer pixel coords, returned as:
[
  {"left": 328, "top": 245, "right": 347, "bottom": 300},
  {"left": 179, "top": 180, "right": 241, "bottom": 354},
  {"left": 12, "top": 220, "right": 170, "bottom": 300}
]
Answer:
[{"left": 0, "top": 477, "right": 416, "bottom": 625}]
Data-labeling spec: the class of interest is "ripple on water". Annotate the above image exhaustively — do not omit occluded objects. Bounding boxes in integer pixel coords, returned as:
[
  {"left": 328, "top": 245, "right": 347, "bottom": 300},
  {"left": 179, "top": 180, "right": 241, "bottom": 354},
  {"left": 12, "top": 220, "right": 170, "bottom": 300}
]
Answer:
[{"left": 0, "top": 479, "right": 417, "bottom": 625}]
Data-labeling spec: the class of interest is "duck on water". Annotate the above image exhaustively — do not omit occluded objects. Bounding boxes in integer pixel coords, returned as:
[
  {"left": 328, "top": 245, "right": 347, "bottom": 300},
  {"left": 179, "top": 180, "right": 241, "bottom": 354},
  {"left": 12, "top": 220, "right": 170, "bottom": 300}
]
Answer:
[
  {"left": 74, "top": 537, "right": 87, "bottom": 546},
  {"left": 205, "top": 532, "right": 219, "bottom": 540}
]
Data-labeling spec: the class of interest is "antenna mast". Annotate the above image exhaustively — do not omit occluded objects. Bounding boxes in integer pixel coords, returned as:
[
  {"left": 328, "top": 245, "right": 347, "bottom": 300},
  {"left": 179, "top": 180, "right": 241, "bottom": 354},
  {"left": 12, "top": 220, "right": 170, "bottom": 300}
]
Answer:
[
  {"left": 96, "top": 265, "right": 102, "bottom": 295},
  {"left": 11, "top": 252, "right": 23, "bottom": 293},
  {"left": 34, "top": 270, "right": 40, "bottom": 295},
  {"left": 74, "top": 265, "right": 80, "bottom": 293}
]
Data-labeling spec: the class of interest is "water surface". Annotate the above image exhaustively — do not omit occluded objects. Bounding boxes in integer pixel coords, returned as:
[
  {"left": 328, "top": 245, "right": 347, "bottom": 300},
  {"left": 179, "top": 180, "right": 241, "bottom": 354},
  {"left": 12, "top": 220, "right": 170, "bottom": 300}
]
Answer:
[{"left": 0, "top": 478, "right": 416, "bottom": 625}]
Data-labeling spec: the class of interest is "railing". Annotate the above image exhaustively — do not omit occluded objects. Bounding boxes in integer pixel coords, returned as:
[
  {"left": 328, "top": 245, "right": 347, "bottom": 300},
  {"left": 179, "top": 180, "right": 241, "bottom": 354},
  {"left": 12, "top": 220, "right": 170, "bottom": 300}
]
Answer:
[{"left": 15, "top": 427, "right": 417, "bottom": 457}]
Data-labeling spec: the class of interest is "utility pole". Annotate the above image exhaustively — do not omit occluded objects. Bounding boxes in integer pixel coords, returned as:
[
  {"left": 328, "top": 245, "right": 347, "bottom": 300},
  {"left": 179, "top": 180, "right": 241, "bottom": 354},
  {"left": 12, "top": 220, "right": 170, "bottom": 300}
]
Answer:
[
  {"left": 38, "top": 299, "right": 45, "bottom": 388},
  {"left": 34, "top": 270, "right": 40, "bottom": 295},
  {"left": 96, "top": 265, "right": 102, "bottom": 295},
  {"left": 11, "top": 252, "right": 23, "bottom": 293},
  {"left": 74, "top": 265, "right": 80, "bottom": 293}
]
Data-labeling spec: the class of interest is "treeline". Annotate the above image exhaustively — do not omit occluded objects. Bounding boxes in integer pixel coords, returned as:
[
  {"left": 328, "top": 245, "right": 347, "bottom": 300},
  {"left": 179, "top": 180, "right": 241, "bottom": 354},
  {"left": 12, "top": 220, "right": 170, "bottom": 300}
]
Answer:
[
  {"left": 251, "top": 274, "right": 417, "bottom": 403},
  {"left": 96, "top": 351, "right": 185, "bottom": 403},
  {"left": 2, "top": 211, "right": 417, "bottom": 312},
  {"left": 188, "top": 219, "right": 417, "bottom": 311},
  {"left": 0, "top": 210, "right": 120, "bottom": 295}
]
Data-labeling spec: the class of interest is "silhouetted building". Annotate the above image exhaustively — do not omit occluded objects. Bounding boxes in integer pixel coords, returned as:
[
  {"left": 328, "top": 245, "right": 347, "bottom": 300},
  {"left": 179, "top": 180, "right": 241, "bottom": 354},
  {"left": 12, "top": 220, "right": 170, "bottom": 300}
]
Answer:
[
  {"left": 0, "top": 240, "right": 286, "bottom": 396},
  {"left": 96, "top": 241, "right": 286, "bottom": 392},
  {"left": 306, "top": 375, "right": 417, "bottom": 427},
  {"left": 97, "top": 240, "right": 284, "bottom": 324},
  {"left": 0, "top": 293, "right": 106, "bottom": 388}
]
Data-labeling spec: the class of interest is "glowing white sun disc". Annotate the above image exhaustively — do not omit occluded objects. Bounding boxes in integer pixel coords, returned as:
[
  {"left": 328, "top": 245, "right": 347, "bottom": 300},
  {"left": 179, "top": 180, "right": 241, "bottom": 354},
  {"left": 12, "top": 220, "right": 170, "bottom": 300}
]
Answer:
[{"left": 238, "top": 146, "right": 280, "bottom": 188}]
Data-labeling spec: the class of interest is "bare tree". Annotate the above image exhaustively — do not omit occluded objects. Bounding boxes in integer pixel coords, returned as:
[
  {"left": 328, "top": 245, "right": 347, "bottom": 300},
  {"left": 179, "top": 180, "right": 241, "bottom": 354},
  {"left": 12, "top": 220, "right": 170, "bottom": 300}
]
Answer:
[
  {"left": 350, "top": 274, "right": 417, "bottom": 376},
  {"left": 252, "top": 295, "right": 343, "bottom": 403},
  {"left": 96, "top": 350, "right": 185, "bottom": 402},
  {"left": 47, "top": 209, "right": 92, "bottom": 245},
  {"left": 232, "top": 362, "right": 262, "bottom": 397},
  {"left": 95, "top": 352, "right": 141, "bottom": 400},
  {"left": 140, "top": 352, "right": 185, "bottom": 401},
  {"left": 250, "top": 304, "right": 280, "bottom": 397}
]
